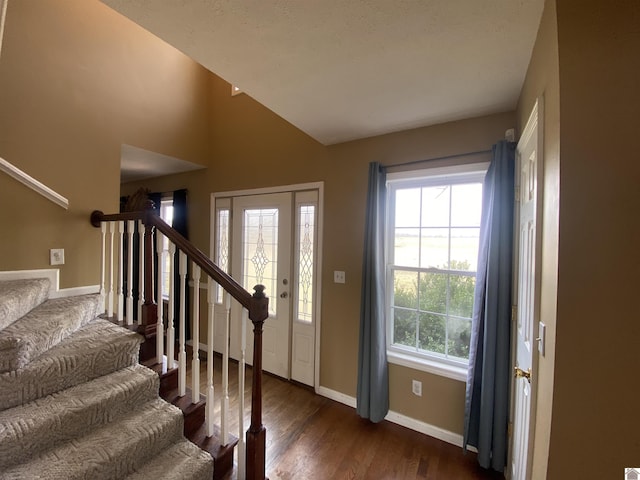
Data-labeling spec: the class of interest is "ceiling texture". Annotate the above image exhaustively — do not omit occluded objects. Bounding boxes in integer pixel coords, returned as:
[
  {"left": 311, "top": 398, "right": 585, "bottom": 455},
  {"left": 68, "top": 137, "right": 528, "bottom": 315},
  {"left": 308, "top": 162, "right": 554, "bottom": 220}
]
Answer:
[{"left": 103, "top": 0, "right": 544, "bottom": 147}]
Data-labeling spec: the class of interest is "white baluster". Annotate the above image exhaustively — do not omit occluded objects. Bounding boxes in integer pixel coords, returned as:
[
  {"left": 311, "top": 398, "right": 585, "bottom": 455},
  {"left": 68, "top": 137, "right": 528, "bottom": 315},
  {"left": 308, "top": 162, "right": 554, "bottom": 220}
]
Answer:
[
  {"left": 191, "top": 264, "right": 201, "bottom": 401},
  {"left": 126, "top": 220, "right": 134, "bottom": 325},
  {"left": 206, "top": 277, "right": 215, "bottom": 437},
  {"left": 221, "top": 292, "right": 231, "bottom": 444},
  {"left": 137, "top": 220, "right": 144, "bottom": 323},
  {"left": 156, "top": 231, "right": 165, "bottom": 365},
  {"left": 237, "top": 307, "right": 248, "bottom": 480},
  {"left": 107, "top": 221, "right": 115, "bottom": 318},
  {"left": 117, "top": 221, "right": 124, "bottom": 321},
  {"left": 178, "top": 251, "right": 187, "bottom": 397},
  {"left": 166, "top": 243, "right": 176, "bottom": 367},
  {"left": 100, "top": 222, "right": 107, "bottom": 314}
]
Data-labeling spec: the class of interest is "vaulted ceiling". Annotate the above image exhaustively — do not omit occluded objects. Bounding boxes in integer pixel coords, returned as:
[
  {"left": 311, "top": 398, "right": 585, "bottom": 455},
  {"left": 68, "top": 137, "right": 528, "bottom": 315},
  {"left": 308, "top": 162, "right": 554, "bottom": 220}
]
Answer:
[{"left": 103, "top": 0, "right": 544, "bottom": 146}]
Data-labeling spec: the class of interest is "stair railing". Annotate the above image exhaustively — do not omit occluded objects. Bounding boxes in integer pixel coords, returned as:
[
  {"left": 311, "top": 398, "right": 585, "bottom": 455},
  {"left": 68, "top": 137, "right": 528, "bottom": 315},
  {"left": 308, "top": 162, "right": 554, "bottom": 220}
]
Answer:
[{"left": 91, "top": 208, "right": 268, "bottom": 480}]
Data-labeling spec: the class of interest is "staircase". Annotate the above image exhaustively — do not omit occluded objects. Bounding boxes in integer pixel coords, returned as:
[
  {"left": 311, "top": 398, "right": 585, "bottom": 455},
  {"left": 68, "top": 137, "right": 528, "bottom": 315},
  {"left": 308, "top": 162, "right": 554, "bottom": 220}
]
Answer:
[
  {"left": 0, "top": 277, "right": 213, "bottom": 479},
  {"left": 90, "top": 206, "right": 270, "bottom": 480}
]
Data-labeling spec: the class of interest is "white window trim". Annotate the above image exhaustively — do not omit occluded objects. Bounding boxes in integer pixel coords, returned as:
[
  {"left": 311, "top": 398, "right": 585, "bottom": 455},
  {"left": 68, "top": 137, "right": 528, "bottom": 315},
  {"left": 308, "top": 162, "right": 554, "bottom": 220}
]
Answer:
[
  {"left": 388, "top": 349, "right": 468, "bottom": 382},
  {"left": 385, "top": 162, "right": 488, "bottom": 382},
  {"left": 159, "top": 197, "right": 174, "bottom": 300}
]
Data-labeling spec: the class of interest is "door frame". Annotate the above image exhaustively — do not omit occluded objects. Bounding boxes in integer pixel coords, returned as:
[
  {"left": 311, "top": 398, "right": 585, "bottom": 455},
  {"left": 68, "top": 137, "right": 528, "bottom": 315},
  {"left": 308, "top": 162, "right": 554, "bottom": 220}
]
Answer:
[
  {"left": 210, "top": 182, "right": 324, "bottom": 390},
  {"left": 509, "top": 97, "right": 544, "bottom": 479}
]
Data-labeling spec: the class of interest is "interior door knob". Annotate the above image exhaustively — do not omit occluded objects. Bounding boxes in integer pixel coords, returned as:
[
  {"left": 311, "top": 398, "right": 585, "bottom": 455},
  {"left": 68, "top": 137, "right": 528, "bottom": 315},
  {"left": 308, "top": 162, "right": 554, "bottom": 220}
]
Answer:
[
  {"left": 514, "top": 366, "right": 531, "bottom": 383},
  {"left": 280, "top": 292, "right": 288, "bottom": 298}
]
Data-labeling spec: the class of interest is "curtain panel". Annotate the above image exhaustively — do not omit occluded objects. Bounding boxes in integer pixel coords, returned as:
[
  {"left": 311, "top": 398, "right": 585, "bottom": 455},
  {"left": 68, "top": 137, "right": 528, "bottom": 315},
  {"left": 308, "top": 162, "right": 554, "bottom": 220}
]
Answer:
[
  {"left": 171, "top": 189, "right": 190, "bottom": 340},
  {"left": 356, "top": 162, "right": 389, "bottom": 423},
  {"left": 463, "top": 140, "right": 516, "bottom": 471}
]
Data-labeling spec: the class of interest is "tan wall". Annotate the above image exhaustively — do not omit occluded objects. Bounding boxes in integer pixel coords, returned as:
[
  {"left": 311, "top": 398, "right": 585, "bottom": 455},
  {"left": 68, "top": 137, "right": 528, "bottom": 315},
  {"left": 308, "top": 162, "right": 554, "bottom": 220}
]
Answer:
[
  {"left": 2, "top": 0, "right": 522, "bottom": 441},
  {"left": 324, "top": 112, "right": 514, "bottom": 433},
  {"left": 546, "top": 0, "right": 640, "bottom": 478},
  {"left": 125, "top": 88, "right": 515, "bottom": 435},
  {"left": 516, "top": 0, "right": 560, "bottom": 477},
  {"left": 0, "top": 0, "right": 211, "bottom": 287}
]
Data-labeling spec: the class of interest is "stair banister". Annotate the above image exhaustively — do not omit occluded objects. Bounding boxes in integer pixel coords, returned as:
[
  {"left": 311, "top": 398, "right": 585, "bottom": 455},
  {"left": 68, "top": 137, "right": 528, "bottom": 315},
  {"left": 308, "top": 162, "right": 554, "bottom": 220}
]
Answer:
[{"left": 91, "top": 208, "right": 269, "bottom": 480}]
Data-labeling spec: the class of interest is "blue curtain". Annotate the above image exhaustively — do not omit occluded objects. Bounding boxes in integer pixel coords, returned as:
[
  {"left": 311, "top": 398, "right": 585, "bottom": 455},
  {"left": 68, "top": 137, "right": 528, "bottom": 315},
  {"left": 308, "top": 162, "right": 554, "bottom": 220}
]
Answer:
[
  {"left": 463, "top": 140, "right": 515, "bottom": 471},
  {"left": 356, "top": 162, "right": 389, "bottom": 423},
  {"left": 172, "top": 189, "right": 190, "bottom": 340}
]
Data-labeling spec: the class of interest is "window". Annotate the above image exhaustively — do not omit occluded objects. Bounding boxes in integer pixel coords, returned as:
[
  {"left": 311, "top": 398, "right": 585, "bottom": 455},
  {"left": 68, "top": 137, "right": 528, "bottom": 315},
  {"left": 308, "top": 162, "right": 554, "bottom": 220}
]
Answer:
[
  {"left": 159, "top": 198, "right": 174, "bottom": 299},
  {"left": 386, "top": 164, "right": 486, "bottom": 380},
  {"left": 214, "top": 205, "right": 230, "bottom": 303},
  {"left": 295, "top": 203, "right": 316, "bottom": 324}
]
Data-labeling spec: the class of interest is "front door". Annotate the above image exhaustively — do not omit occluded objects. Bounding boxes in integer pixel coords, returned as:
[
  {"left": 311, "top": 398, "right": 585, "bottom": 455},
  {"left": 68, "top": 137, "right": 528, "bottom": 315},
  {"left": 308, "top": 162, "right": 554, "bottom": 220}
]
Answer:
[
  {"left": 212, "top": 188, "right": 319, "bottom": 386},
  {"left": 231, "top": 192, "right": 292, "bottom": 379},
  {"left": 510, "top": 100, "right": 542, "bottom": 480}
]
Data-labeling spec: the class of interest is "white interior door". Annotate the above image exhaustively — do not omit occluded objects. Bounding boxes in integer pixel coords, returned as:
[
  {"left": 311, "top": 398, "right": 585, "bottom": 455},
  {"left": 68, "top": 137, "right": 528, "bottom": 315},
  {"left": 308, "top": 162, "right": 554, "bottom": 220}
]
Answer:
[
  {"left": 231, "top": 193, "right": 292, "bottom": 379},
  {"left": 510, "top": 100, "right": 542, "bottom": 480}
]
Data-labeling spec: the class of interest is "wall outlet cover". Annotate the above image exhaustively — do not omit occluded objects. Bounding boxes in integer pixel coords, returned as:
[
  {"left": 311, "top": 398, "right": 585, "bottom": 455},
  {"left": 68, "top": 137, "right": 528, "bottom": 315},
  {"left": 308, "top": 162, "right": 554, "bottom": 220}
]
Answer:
[{"left": 50, "top": 248, "right": 65, "bottom": 266}]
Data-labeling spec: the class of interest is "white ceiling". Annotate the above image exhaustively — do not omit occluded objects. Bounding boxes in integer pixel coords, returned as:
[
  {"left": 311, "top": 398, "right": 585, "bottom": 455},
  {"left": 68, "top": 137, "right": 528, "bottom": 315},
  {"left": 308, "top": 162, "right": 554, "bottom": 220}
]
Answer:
[
  {"left": 103, "top": 0, "right": 544, "bottom": 146},
  {"left": 120, "top": 144, "right": 205, "bottom": 183}
]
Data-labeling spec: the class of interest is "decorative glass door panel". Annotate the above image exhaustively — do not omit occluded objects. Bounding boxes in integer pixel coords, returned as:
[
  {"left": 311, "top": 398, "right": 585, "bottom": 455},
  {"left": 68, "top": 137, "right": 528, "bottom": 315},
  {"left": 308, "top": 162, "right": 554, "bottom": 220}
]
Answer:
[{"left": 242, "top": 208, "right": 279, "bottom": 316}]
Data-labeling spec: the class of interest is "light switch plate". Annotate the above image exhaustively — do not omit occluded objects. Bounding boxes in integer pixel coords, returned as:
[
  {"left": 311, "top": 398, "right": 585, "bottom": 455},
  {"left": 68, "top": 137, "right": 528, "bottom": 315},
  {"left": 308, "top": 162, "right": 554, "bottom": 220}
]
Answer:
[{"left": 50, "top": 248, "right": 65, "bottom": 266}]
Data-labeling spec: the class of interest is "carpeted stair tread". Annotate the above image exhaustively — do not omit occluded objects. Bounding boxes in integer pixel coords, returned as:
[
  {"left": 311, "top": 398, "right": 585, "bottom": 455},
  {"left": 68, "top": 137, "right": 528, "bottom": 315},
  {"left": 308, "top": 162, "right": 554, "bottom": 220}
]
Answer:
[
  {"left": 0, "top": 278, "right": 49, "bottom": 331},
  {"left": 0, "top": 364, "right": 159, "bottom": 468},
  {"left": 0, "top": 293, "right": 102, "bottom": 373},
  {"left": 125, "top": 438, "right": 214, "bottom": 480},
  {"left": 0, "top": 319, "right": 142, "bottom": 411},
  {"left": 0, "top": 398, "right": 185, "bottom": 480}
]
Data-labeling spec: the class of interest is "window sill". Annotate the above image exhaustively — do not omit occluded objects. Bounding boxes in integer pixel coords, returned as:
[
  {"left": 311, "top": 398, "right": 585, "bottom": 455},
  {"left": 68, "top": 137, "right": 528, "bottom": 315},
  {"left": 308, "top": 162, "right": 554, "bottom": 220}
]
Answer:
[{"left": 387, "top": 350, "right": 468, "bottom": 382}]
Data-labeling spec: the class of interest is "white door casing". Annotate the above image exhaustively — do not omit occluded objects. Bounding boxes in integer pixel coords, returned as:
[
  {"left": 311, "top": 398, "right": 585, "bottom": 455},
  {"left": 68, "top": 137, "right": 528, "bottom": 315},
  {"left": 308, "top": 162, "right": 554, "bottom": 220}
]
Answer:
[
  {"left": 211, "top": 185, "right": 321, "bottom": 387},
  {"left": 510, "top": 98, "right": 543, "bottom": 480}
]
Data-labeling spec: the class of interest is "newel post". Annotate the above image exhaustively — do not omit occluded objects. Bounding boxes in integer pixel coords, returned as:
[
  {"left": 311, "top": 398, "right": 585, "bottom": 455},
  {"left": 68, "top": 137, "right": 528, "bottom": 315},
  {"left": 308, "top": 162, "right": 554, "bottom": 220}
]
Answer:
[
  {"left": 246, "top": 284, "right": 269, "bottom": 480},
  {"left": 138, "top": 207, "right": 158, "bottom": 361}
]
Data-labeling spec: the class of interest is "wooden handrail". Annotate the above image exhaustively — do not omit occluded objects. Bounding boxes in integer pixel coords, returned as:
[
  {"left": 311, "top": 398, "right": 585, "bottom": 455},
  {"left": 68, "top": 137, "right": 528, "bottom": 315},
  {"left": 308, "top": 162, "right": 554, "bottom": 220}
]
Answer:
[{"left": 91, "top": 209, "right": 268, "bottom": 322}]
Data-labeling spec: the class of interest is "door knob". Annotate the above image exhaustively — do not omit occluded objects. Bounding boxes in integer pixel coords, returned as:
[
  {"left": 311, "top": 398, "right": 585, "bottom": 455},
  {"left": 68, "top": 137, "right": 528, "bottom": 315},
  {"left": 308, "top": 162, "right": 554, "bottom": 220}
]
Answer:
[
  {"left": 280, "top": 292, "right": 288, "bottom": 298},
  {"left": 514, "top": 366, "right": 531, "bottom": 383}
]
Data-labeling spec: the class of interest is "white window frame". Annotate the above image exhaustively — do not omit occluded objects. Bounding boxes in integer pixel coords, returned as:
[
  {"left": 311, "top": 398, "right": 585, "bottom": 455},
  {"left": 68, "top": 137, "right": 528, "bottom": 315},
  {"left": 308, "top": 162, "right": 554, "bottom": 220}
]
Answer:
[
  {"left": 385, "top": 162, "right": 488, "bottom": 382},
  {"left": 159, "top": 197, "right": 174, "bottom": 300}
]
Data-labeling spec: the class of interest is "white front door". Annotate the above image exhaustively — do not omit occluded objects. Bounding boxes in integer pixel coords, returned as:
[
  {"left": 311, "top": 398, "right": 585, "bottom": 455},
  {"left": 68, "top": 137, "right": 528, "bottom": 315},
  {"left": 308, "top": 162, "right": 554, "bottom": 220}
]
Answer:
[
  {"left": 211, "top": 188, "right": 319, "bottom": 386},
  {"left": 231, "top": 193, "right": 292, "bottom": 379},
  {"left": 510, "top": 100, "right": 542, "bottom": 480}
]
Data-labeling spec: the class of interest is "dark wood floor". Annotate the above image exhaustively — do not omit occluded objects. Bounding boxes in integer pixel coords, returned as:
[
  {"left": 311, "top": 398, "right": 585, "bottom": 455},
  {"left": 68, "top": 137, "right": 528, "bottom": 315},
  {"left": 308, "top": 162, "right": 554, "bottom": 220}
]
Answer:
[{"left": 187, "top": 354, "right": 504, "bottom": 480}]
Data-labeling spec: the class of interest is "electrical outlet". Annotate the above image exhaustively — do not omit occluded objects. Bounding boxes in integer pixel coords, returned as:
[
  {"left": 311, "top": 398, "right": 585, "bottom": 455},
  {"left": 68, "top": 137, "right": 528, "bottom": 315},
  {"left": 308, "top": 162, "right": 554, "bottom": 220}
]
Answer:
[
  {"left": 412, "top": 380, "right": 422, "bottom": 397},
  {"left": 50, "top": 248, "right": 65, "bottom": 266},
  {"left": 333, "top": 271, "right": 345, "bottom": 284}
]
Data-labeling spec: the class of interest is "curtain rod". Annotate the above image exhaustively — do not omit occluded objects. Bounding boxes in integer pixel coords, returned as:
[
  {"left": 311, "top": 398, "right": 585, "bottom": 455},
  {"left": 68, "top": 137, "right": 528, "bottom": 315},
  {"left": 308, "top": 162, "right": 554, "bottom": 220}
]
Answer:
[{"left": 382, "top": 149, "right": 492, "bottom": 170}]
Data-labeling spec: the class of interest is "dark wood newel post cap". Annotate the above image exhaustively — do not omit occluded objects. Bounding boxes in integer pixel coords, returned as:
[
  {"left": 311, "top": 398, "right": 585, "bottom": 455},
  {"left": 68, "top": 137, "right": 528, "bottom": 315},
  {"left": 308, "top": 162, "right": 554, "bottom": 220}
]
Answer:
[
  {"left": 90, "top": 210, "right": 104, "bottom": 228},
  {"left": 253, "top": 285, "right": 266, "bottom": 298},
  {"left": 250, "top": 285, "right": 269, "bottom": 327}
]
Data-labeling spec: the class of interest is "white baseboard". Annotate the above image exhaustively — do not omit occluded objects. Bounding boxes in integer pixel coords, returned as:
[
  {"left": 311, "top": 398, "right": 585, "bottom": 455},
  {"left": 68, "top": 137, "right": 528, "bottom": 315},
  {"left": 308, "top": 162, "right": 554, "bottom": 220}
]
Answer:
[
  {"left": 0, "top": 269, "right": 99, "bottom": 298},
  {"left": 51, "top": 285, "right": 100, "bottom": 298},
  {"left": 170, "top": 339, "right": 475, "bottom": 452},
  {"left": 316, "top": 386, "right": 475, "bottom": 451}
]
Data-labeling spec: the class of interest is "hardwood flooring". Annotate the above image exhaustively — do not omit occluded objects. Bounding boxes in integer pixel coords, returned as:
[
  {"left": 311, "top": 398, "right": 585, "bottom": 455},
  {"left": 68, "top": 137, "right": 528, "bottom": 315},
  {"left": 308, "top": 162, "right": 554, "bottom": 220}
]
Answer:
[{"left": 186, "top": 353, "right": 504, "bottom": 480}]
